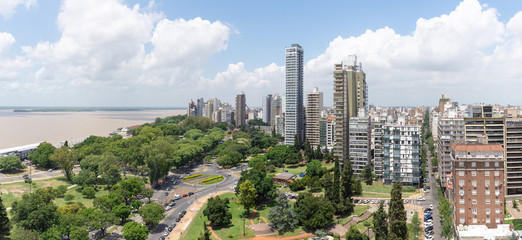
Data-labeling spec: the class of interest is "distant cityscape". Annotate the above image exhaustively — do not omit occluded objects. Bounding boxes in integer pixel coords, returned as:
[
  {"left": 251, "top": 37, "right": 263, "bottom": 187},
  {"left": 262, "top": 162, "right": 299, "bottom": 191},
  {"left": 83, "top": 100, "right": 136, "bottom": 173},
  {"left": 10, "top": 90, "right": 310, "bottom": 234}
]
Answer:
[{"left": 186, "top": 43, "right": 522, "bottom": 239}]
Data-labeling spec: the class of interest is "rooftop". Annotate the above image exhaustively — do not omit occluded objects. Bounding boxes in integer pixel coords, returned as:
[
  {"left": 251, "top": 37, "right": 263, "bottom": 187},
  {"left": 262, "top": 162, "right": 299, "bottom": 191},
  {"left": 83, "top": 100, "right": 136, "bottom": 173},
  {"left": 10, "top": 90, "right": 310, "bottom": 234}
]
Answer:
[{"left": 451, "top": 142, "right": 504, "bottom": 152}]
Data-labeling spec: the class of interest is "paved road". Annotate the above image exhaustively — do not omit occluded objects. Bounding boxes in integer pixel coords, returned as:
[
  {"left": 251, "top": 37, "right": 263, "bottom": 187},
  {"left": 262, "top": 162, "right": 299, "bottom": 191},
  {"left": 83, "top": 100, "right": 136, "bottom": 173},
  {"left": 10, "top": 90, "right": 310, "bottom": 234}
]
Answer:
[
  {"left": 417, "top": 144, "right": 442, "bottom": 240},
  {"left": 147, "top": 161, "right": 241, "bottom": 240},
  {"left": 0, "top": 167, "right": 81, "bottom": 183}
]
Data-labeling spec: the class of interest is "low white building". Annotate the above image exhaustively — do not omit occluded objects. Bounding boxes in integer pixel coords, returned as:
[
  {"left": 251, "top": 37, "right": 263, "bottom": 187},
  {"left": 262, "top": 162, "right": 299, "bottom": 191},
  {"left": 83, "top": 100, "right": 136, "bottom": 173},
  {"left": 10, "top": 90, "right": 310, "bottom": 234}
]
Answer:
[{"left": 457, "top": 224, "right": 514, "bottom": 240}]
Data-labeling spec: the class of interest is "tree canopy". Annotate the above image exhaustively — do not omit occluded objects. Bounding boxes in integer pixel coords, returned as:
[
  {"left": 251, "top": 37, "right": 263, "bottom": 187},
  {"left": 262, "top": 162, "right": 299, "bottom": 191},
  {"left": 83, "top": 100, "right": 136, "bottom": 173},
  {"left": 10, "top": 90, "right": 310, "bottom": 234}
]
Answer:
[{"left": 203, "top": 196, "right": 232, "bottom": 227}]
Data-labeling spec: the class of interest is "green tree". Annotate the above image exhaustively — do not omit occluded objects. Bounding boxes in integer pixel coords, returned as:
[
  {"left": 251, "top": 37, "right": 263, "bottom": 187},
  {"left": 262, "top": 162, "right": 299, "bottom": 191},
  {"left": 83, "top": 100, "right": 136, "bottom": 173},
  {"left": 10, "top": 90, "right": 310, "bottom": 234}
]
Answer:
[
  {"left": 203, "top": 196, "right": 232, "bottom": 226},
  {"left": 0, "top": 196, "right": 10, "bottom": 238},
  {"left": 293, "top": 134, "right": 300, "bottom": 152},
  {"left": 10, "top": 192, "right": 58, "bottom": 233},
  {"left": 122, "top": 220, "right": 149, "bottom": 240},
  {"left": 65, "top": 193, "right": 75, "bottom": 203},
  {"left": 99, "top": 152, "right": 122, "bottom": 189},
  {"left": 410, "top": 211, "right": 421, "bottom": 240},
  {"left": 345, "top": 225, "right": 369, "bottom": 240},
  {"left": 322, "top": 172, "right": 334, "bottom": 202},
  {"left": 235, "top": 168, "right": 275, "bottom": 203},
  {"left": 143, "top": 188, "right": 154, "bottom": 202},
  {"left": 513, "top": 200, "right": 518, "bottom": 209},
  {"left": 50, "top": 146, "right": 78, "bottom": 181},
  {"left": 113, "top": 203, "right": 132, "bottom": 225},
  {"left": 332, "top": 156, "right": 341, "bottom": 204},
  {"left": 388, "top": 181, "right": 407, "bottom": 240},
  {"left": 139, "top": 202, "right": 165, "bottom": 229},
  {"left": 82, "top": 186, "right": 96, "bottom": 199},
  {"left": 9, "top": 226, "right": 39, "bottom": 240},
  {"left": 112, "top": 178, "right": 145, "bottom": 205},
  {"left": 74, "top": 169, "right": 97, "bottom": 188},
  {"left": 94, "top": 191, "right": 124, "bottom": 213},
  {"left": 0, "top": 156, "right": 23, "bottom": 172},
  {"left": 340, "top": 159, "right": 355, "bottom": 215},
  {"left": 306, "top": 160, "right": 326, "bottom": 178},
  {"left": 80, "top": 207, "right": 117, "bottom": 234},
  {"left": 131, "top": 200, "right": 143, "bottom": 211},
  {"left": 29, "top": 142, "right": 56, "bottom": 168},
  {"left": 353, "top": 179, "right": 363, "bottom": 196},
  {"left": 238, "top": 180, "right": 257, "bottom": 214},
  {"left": 267, "top": 194, "right": 298, "bottom": 235},
  {"left": 142, "top": 138, "right": 175, "bottom": 185},
  {"left": 294, "top": 193, "right": 334, "bottom": 231},
  {"left": 314, "top": 146, "right": 323, "bottom": 161},
  {"left": 362, "top": 164, "right": 373, "bottom": 185},
  {"left": 285, "top": 152, "right": 302, "bottom": 165},
  {"left": 79, "top": 155, "right": 102, "bottom": 176},
  {"left": 198, "top": 222, "right": 211, "bottom": 240},
  {"left": 373, "top": 202, "right": 388, "bottom": 240},
  {"left": 56, "top": 185, "right": 67, "bottom": 198}
]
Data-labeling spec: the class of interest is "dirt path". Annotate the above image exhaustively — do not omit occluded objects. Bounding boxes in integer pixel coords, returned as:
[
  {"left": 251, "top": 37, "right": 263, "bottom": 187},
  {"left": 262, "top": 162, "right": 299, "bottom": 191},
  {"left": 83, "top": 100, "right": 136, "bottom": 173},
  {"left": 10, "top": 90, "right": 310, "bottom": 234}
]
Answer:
[
  {"left": 242, "top": 232, "right": 315, "bottom": 240},
  {"left": 208, "top": 225, "right": 223, "bottom": 240}
]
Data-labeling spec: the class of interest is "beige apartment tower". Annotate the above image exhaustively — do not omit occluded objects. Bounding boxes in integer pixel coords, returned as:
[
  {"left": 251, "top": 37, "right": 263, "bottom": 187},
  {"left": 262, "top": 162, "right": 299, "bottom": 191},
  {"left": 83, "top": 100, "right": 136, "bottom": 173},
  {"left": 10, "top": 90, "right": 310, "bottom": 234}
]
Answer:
[
  {"left": 305, "top": 87, "right": 323, "bottom": 147},
  {"left": 333, "top": 56, "right": 367, "bottom": 163}
]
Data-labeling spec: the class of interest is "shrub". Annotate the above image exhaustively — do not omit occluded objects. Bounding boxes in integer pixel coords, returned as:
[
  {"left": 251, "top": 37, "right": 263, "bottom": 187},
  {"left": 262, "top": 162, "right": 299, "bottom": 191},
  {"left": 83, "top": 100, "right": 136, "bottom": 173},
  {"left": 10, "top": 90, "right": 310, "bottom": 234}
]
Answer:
[
  {"left": 56, "top": 185, "right": 67, "bottom": 198},
  {"left": 82, "top": 187, "right": 96, "bottom": 199},
  {"left": 24, "top": 178, "right": 32, "bottom": 184},
  {"left": 289, "top": 179, "right": 305, "bottom": 191},
  {"left": 201, "top": 176, "right": 224, "bottom": 184},
  {"left": 183, "top": 174, "right": 203, "bottom": 180},
  {"left": 363, "top": 220, "right": 371, "bottom": 227}
]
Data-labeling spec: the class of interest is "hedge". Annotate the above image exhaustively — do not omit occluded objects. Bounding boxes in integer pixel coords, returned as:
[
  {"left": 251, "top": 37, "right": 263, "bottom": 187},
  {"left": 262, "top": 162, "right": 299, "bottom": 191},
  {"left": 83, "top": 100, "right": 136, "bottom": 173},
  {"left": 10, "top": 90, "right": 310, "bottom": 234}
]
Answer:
[
  {"left": 183, "top": 174, "right": 203, "bottom": 180},
  {"left": 202, "top": 176, "right": 224, "bottom": 183}
]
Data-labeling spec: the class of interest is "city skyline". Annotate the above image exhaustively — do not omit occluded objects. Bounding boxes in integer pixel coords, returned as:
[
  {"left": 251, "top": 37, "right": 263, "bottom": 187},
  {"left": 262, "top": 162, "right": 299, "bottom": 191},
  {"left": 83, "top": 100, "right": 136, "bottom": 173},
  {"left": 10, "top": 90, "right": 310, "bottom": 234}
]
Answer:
[{"left": 1, "top": 0, "right": 522, "bottom": 107}]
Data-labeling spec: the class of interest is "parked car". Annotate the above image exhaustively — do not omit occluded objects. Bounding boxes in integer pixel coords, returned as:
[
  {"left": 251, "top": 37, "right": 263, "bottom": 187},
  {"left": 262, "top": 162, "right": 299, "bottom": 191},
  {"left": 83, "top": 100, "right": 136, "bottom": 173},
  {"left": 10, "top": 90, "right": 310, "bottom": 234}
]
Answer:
[
  {"left": 188, "top": 192, "right": 194, "bottom": 196},
  {"left": 425, "top": 189, "right": 431, "bottom": 193},
  {"left": 424, "top": 208, "right": 431, "bottom": 213},
  {"left": 175, "top": 195, "right": 182, "bottom": 200},
  {"left": 417, "top": 197, "right": 426, "bottom": 201},
  {"left": 182, "top": 210, "right": 187, "bottom": 215},
  {"left": 165, "top": 206, "right": 172, "bottom": 211},
  {"left": 429, "top": 204, "right": 434, "bottom": 209},
  {"left": 425, "top": 225, "right": 433, "bottom": 231},
  {"left": 182, "top": 194, "right": 188, "bottom": 197},
  {"left": 22, "top": 174, "right": 29, "bottom": 179},
  {"left": 175, "top": 218, "right": 181, "bottom": 222},
  {"left": 403, "top": 200, "right": 409, "bottom": 204},
  {"left": 164, "top": 192, "right": 169, "bottom": 196}
]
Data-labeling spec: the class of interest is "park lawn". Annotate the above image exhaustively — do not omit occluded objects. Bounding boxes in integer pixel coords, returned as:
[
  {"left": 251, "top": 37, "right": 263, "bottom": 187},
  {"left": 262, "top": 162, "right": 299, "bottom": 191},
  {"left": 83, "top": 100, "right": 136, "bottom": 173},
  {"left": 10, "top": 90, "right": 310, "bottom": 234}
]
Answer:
[
  {"left": 54, "top": 185, "right": 109, "bottom": 208},
  {"left": 273, "top": 162, "right": 335, "bottom": 175},
  {"left": 355, "top": 216, "right": 373, "bottom": 236},
  {"left": 180, "top": 192, "right": 255, "bottom": 240},
  {"left": 360, "top": 182, "right": 419, "bottom": 198},
  {"left": 0, "top": 176, "right": 72, "bottom": 208}
]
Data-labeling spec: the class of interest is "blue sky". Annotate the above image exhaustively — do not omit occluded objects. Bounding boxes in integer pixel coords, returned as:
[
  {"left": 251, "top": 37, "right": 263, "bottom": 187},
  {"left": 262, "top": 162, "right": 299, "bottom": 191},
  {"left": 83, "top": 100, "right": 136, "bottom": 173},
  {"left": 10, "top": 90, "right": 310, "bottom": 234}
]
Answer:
[{"left": 1, "top": 0, "right": 522, "bottom": 107}]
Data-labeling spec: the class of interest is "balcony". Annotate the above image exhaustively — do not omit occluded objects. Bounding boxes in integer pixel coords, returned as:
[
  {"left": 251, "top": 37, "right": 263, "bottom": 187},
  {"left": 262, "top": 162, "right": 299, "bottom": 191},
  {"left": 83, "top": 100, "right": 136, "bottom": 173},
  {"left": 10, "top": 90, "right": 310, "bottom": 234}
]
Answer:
[
  {"left": 384, "top": 172, "right": 390, "bottom": 176},
  {"left": 412, "top": 134, "right": 420, "bottom": 137},
  {"left": 393, "top": 156, "right": 400, "bottom": 160},
  {"left": 412, "top": 143, "right": 420, "bottom": 146}
]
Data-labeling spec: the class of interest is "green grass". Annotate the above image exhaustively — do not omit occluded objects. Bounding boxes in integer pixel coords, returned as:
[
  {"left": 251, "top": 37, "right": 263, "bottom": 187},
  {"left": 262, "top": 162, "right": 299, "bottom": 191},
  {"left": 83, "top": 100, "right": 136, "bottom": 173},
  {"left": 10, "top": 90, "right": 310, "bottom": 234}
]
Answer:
[
  {"left": 359, "top": 182, "right": 419, "bottom": 198},
  {"left": 180, "top": 193, "right": 255, "bottom": 240},
  {"left": 338, "top": 205, "right": 371, "bottom": 225},
  {"left": 0, "top": 176, "right": 110, "bottom": 209},
  {"left": 273, "top": 162, "right": 335, "bottom": 175},
  {"left": 0, "top": 176, "right": 72, "bottom": 208}
]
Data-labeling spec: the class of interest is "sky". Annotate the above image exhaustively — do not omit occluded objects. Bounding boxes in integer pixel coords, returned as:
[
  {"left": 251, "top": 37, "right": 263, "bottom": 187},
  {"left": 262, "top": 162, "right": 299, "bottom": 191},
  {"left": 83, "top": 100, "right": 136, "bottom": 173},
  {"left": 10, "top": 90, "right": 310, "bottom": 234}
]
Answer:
[{"left": 1, "top": 0, "right": 522, "bottom": 108}]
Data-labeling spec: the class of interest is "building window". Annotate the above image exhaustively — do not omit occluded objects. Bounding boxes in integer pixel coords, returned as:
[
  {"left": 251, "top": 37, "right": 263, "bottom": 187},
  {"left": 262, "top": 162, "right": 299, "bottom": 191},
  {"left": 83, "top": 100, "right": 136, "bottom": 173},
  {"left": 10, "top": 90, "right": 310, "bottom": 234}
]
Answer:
[
  {"left": 486, "top": 208, "right": 490, "bottom": 215},
  {"left": 472, "top": 199, "right": 477, "bottom": 204},
  {"left": 472, "top": 190, "right": 477, "bottom": 195},
  {"left": 460, "top": 208, "right": 465, "bottom": 214},
  {"left": 472, "top": 180, "right": 477, "bottom": 187},
  {"left": 485, "top": 162, "right": 490, "bottom": 167},
  {"left": 486, "top": 190, "right": 490, "bottom": 195},
  {"left": 495, "top": 171, "right": 500, "bottom": 176},
  {"left": 486, "top": 218, "right": 491, "bottom": 223},
  {"left": 459, "top": 162, "right": 464, "bottom": 167},
  {"left": 486, "top": 199, "right": 490, "bottom": 204},
  {"left": 495, "top": 190, "right": 500, "bottom": 196},
  {"left": 495, "top": 180, "right": 500, "bottom": 186},
  {"left": 496, "top": 199, "right": 500, "bottom": 204},
  {"left": 473, "top": 208, "right": 477, "bottom": 214},
  {"left": 472, "top": 162, "right": 476, "bottom": 167},
  {"left": 496, "top": 208, "right": 500, "bottom": 214},
  {"left": 495, "top": 162, "right": 499, "bottom": 167},
  {"left": 473, "top": 218, "right": 478, "bottom": 223},
  {"left": 459, "top": 171, "right": 464, "bottom": 176},
  {"left": 485, "top": 180, "right": 490, "bottom": 187},
  {"left": 472, "top": 171, "right": 477, "bottom": 176},
  {"left": 460, "top": 218, "right": 465, "bottom": 224},
  {"left": 496, "top": 218, "right": 500, "bottom": 223},
  {"left": 485, "top": 171, "right": 490, "bottom": 176},
  {"left": 460, "top": 198, "right": 465, "bottom": 204},
  {"left": 459, "top": 180, "right": 465, "bottom": 187}
]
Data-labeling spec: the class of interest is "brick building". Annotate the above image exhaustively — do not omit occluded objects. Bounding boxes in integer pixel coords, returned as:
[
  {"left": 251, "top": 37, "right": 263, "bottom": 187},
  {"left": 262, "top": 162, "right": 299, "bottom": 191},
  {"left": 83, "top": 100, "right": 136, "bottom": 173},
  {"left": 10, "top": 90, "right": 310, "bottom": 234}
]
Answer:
[{"left": 451, "top": 139, "right": 505, "bottom": 229}]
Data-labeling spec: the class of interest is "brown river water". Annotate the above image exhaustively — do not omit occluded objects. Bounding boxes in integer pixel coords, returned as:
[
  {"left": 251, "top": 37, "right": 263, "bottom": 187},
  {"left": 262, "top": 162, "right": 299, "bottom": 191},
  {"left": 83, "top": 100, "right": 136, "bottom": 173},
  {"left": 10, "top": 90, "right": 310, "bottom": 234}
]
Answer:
[{"left": 0, "top": 109, "right": 185, "bottom": 149}]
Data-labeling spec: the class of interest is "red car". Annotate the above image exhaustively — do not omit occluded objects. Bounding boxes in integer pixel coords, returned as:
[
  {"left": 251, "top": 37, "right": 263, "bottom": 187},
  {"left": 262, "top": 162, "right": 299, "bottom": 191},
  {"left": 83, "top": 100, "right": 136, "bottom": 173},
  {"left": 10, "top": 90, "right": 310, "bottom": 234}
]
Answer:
[{"left": 182, "top": 194, "right": 188, "bottom": 197}]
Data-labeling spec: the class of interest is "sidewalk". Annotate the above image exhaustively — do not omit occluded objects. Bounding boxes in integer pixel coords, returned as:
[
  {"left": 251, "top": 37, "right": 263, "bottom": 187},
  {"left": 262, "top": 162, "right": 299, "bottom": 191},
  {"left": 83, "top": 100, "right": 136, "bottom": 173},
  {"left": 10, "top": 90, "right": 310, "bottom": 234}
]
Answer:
[{"left": 167, "top": 190, "right": 233, "bottom": 240}]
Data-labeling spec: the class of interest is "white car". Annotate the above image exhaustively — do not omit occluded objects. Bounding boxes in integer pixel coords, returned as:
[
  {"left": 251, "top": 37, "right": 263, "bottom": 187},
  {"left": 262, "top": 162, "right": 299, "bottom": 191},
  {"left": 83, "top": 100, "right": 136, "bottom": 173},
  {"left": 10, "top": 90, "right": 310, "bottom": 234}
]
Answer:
[
  {"left": 429, "top": 204, "right": 434, "bottom": 209},
  {"left": 417, "top": 197, "right": 426, "bottom": 201}
]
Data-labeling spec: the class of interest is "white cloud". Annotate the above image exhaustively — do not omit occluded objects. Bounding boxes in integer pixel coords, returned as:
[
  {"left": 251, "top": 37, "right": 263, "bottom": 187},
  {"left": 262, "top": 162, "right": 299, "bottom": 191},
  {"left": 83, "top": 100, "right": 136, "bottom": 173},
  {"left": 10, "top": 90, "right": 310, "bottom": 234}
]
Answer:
[
  {"left": 0, "top": 0, "right": 36, "bottom": 18},
  {"left": 205, "top": 0, "right": 520, "bottom": 106}
]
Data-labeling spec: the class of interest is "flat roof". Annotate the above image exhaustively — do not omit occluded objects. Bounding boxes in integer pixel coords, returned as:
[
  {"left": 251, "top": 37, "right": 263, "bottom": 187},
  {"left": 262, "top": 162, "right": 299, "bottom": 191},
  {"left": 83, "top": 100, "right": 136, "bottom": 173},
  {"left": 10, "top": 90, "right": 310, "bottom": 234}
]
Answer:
[
  {"left": 0, "top": 142, "right": 44, "bottom": 155},
  {"left": 451, "top": 142, "right": 504, "bottom": 152}
]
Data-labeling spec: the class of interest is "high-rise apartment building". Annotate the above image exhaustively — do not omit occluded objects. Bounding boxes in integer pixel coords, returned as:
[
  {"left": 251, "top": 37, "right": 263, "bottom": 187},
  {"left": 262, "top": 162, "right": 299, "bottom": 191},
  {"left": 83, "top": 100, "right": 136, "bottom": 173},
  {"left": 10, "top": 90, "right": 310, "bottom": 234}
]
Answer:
[
  {"left": 372, "top": 117, "right": 385, "bottom": 179},
  {"left": 383, "top": 125, "right": 421, "bottom": 187},
  {"left": 505, "top": 118, "right": 522, "bottom": 195},
  {"left": 349, "top": 116, "right": 371, "bottom": 177},
  {"left": 236, "top": 93, "right": 246, "bottom": 127},
  {"left": 270, "top": 94, "right": 282, "bottom": 130},
  {"left": 437, "top": 117, "right": 465, "bottom": 187},
  {"left": 450, "top": 141, "right": 505, "bottom": 229},
  {"left": 326, "top": 116, "right": 335, "bottom": 146},
  {"left": 284, "top": 44, "right": 305, "bottom": 146},
  {"left": 262, "top": 94, "right": 272, "bottom": 124},
  {"left": 305, "top": 87, "right": 323, "bottom": 147},
  {"left": 197, "top": 98, "right": 205, "bottom": 117},
  {"left": 464, "top": 117, "right": 505, "bottom": 147},
  {"left": 206, "top": 100, "right": 214, "bottom": 120},
  {"left": 333, "top": 57, "right": 367, "bottom": 163},
  {"left": 319, "top": 117, "right": 327, "bottom": 147}
]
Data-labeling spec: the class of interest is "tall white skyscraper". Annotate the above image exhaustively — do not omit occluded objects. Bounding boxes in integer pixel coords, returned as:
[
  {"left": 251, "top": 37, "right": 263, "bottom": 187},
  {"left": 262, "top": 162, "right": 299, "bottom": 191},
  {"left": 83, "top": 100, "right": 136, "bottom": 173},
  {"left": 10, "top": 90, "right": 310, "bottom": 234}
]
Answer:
[{"left": 284, "top": 44, "right": 304, "bottom": 145}]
